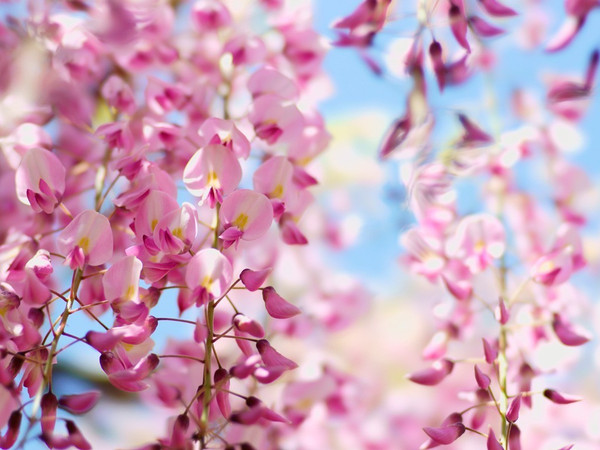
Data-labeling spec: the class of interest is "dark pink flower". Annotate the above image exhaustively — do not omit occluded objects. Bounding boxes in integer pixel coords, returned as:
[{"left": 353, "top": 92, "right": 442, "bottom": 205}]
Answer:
[
  {"left": 262, "top": 287, "right": 301, "bottom": 319},
  {"left": 543, "top": 388, "right": 582, "bottom": 404},
  {"left": 408, "top": 359, "right": 454, "bottom": 385}
]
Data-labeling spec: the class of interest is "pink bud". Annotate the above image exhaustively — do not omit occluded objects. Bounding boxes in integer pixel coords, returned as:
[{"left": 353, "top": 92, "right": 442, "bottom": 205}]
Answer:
[
  {"left": 58, "top": 391, "right": 101, "bottom": 414},
  {"left": 543, "top": 389, "right": 582, "bottom": 404},
  {"left": 482, "top": 338, "right": 498, "bottom": 364},
  {"left": 214, "top": 368, "right": 231, "bottom": 419},
  {"left": 240, "top": 267, "right": 272, "bottom": 291},
  {"left": 496, "top": 298, "right": 509, "bottom": 325},
  {"left": 233, "top": 313, "right": 265, "bottom": 338},
  {"left": 0, "top": 411, "right": 21, "bottom": 449},
  {"left": 408, "top": 359, "right": 454, "bottom": 385},
  {"left": 546, "top": 16, "right": 585, "bottom": 52},
  {"left": 41, "top": 392, "right": 58, "bottom": 434},
  {"left": 486, "top": 428, "right": 503, "bottom": 450},
  {"left": 506, "top": 394, "right": 522, "bottom": 423},
  {"left": 474, "top": 365, "right": 491, "bottom": 390},
  {"left": 65, "top": 420, "right": 92, "bottom": 450},
  {"left": 256, "top": 339, "right": 298, "bottom": 370},
  {"left": 509, "top": 425, "right": 522, "bottom": 450},
  {"left": 262, "top": 287, "right": 301, "bottom": 319},
  {"left": 552, "top": 313, "right": 591, "bottom": 346}
]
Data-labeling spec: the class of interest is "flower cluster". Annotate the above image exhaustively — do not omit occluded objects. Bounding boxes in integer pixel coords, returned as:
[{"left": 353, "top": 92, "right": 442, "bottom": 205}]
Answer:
[
  {"left": 335, "top": 0, "right": 598, "bottom": 448},
  {"left": 0, "top": 0, "right": 334, "bottom": 448}
]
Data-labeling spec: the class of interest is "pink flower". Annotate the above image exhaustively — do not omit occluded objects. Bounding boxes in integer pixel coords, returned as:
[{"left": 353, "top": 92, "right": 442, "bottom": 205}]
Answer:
[
  {"left": 552, "top": 312, "right": 591, "bottom": 346},
  {"left": 191, "top": 0, "right": 232, "bottom": 31},
  {"left": 101, "top": 75, "right": 136, "bottom": 115},
  {"left": 249, "top": 94, "right": 304, "bottom": 145},
  {"left": 185, "top": 248, "right": 233, "bottom": 306},
  {"left": 479, "top": 0, "right": 517, "bottom": 17},
  {"left": 151, "top": 203, "right": 198, "bottom": 254},
  {"left": 446, "top": 214, "right": 506, "bottom": 273},
  {"left": 468, "top": 15, "right": 505, "bottom": 38},
  {"left": 183, "top": 144, "right": 242, "bottom": 207},
  {"left": 219, "top": 190, "right": 273, "bottom": 249},
  {"left": 103, "top": 256, "right": 142, "bottom": 305},
  {"left": 58, "top": 210, "right": 114, "bottom": 269},
  {"left": 247, "top": 67, "right": 298, "bottom": 100},
  {"left": 253, "top": 156, "right": 294, "bottom": 218},
  {"left": 197, "top": 118, "right": 251, "bottom": 159},
  {"left": 422, "top": 412, "right": 465, "bottom": 446},
  {"left": 15, "top": 148, "right": 66, "bottom": 214},
  {"left": 99, "top": 352, "right": 159, "bottom": 392},
  {"left": 240, "top": 267, "right": 272, "bottom": 291}
]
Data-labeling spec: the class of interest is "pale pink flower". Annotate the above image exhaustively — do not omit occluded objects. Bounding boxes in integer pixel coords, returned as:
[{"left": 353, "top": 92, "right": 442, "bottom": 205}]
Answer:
[
  {"left": 197, "top": 118, "right": 251, "bottom": 159},
  {"left": 102, "top": 255, "right": 142, "bottom": 305},
  {"left": 191, "top": 0, "right": 232, "bottom": 31},
  {"left": 445, "top": 214, "right": 506, "bottom": 273},
  {"left": 15, "top": 148, "right": 66, "bottom": 214},
  {"left": 219, "top": 190, "right": 273, "bottom": 249},
  {"left": 247, "top": 67, "right": 299, "bottom": 100},
  {"left": 185, "top": 248, "right": 233, "bottom": 306},
  {"left": 249, "top": 94, "right": 304, "bottom": 145},
  {"left": 183, "top": 144, "right": 242, "bottom": 207},
  {"left": 151, "top": 203, "right": 198, "bottom": 254},
  {"left": 58, "top": 210, "right": 113, "bottom": 269}
]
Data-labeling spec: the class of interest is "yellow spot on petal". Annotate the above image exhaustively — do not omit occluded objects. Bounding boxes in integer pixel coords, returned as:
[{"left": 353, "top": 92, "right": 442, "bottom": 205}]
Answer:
[
  {"left": 122, "top": 343, "right": 134, "bottom": 352},
  {"left": 125, "top": 285, "right": 136, "bottom": 300},
  {"left": 207, "top": 171, "right": 220, "bottom": 188},
  {"left": 78, "top": 237, "right": 90, "bottom": 253},
  {"left": 172, "top": 228, "right": 183, "bottom": 239},
  {"left": 232, "top": 213, "right": 249, "bottom": 230},
  {"left": 539, "top": 260, "right": 555, "bottom": 274},
  {"left": 201, "top": 275, "right": 213, "bottom": 290},
  {"left": 270, "top": 184, "right": 284, "bottom": 199},
  {"left": 474, "top": 240, "right": 486, "bottom": 253},
  {"left": 151, "top": 219, "right": 158, "bottom": 231}
]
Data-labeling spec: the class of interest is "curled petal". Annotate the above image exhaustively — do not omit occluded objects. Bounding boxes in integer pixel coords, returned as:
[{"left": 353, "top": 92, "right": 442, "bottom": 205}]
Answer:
[
  {"left": 468, "top": 15, "right": 505, "bottom": 38},
  {"left": 552, "top": 313, "right": 591, "bottom": 346},
  {"left": 262, "top": 287, "right": 301, "bottom": 319},
  {"left": 58, "top": 391, "right": 101, "bottom": 414},
  {"left": 240, "top": 267, "right": 272, "bottom": 291},
  {"left": 256, "top": 339, "right": 298, "bottom": 370},
  {"left": 408, "top": 359, "right": 454, "bottom": 385},
  {"left": 543, "top": 389, "right": 582, "bottom": 404},
  {"left": 423, "top": 423, "right": 465, "bottom": 445}
]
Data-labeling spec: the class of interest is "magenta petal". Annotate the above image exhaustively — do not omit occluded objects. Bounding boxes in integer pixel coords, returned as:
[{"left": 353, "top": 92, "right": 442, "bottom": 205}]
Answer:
[
  {"left": 479, "top": 0, "right": 517, "bottom": 17},
  {"left": 506, "top": 394, "right": 522, "bottom": 423},
  {"left": 0, "top": 411, "right": 21, "bottom": 449},
  {"left": 408, "top": 359, "right": 454, "bottom": 385},
  {"left": 262, "top": 286, "right": 301, "bottom": 319},
  {"left": 552, "top": 313, "right": 591, "bottom": 346},
  {"left": 58, "top": 391, "right": 101, "bottom": 415},
  {"left": 450, "top": 4, "right": 471, "bottom": 52},
  {"left": 486, "top": 428, "right": 503, "bottom": 450},
  {"left": 509, "top": 425, "right": 522, "bottom": 450},
  {"left": 233, "top": 313, "right": 265, "bottom": 338},
  {"left": 214, "top": 368, "right": 231, "bottom": 419},
  {"left": 240, "top": 267, "right": 272, "bottom": 291},
  {"left": 584, "top": 49, "right": 599, "bottom": 89},
  {"left": 469, "top": 15, "right": 505, "bottom": 37},
  {"left": 256, "top": 339, "right": 298, "bottom": 370},
  {"left": 474, "top": 365, "right": 491, "bottom": 390},
  {"left": 423, "top": 423, "right": 465, "bottom": 445},
  {"left": 543, "top": 389, "right": 582, "bottom": 404}
]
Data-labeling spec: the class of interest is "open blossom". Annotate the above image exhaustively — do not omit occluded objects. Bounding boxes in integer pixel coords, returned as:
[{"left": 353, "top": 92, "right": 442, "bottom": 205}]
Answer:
[
  {"left": 185, "top": 248, "right": 233, "bottom": 306},
  {"left": 219, "top": 189, "right": 273, "bottom": 248},
  {"left": 197, "top": 118, "right": 251, "bottom": 159},
  {"left": 445, "top": 213, "right": 506, "bottom": 273},
  {"left": 249, "top": 94, "right": 304, "bottom": 145},
  {"left": 103, "top": 255, "right": 143, "bottom": 305},
  {"left": 15, "top": 147, "right": 66, "bottom": 214},
  {"left": 183, "top": 144, "right": 242, "bottom": 207},
  {"left": 58, "top": 210, "right": 113, "bottom": 269}
]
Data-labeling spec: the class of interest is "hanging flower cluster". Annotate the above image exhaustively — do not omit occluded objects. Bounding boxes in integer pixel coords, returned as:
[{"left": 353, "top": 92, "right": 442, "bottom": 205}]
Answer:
[
  {"left": 0, "top": 0, "right": 335, "bottom": 448},
  {"left": 335, "top": 0, "right": 597, "bottom": 448}
]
